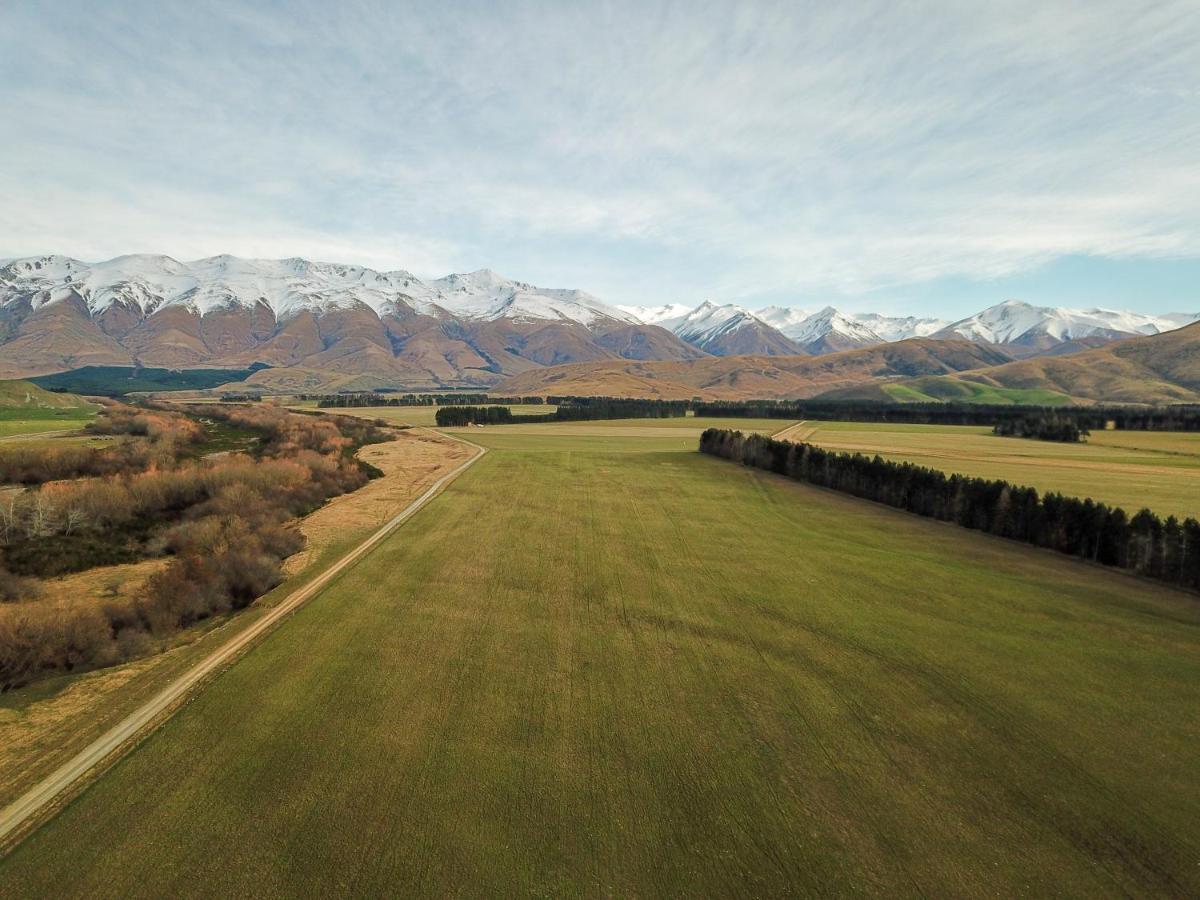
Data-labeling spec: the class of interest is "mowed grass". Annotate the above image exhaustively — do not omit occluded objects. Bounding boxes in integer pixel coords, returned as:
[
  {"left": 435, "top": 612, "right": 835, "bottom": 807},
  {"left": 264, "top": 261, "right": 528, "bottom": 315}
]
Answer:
[
  {"left": 0, "top": 407, "right": 97, "bottom": 438},
  {"left": 3, "top": 419, "right": 1199, "bottom": 896},
  {"left": 801, "top": 420, "right": 1200, "bottom": 520}
]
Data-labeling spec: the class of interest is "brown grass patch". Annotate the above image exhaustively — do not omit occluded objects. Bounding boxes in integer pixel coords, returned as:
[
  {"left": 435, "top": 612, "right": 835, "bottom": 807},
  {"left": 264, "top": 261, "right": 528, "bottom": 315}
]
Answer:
[{"left": 284, "top": 428, "right": 472, "bottom": 574}]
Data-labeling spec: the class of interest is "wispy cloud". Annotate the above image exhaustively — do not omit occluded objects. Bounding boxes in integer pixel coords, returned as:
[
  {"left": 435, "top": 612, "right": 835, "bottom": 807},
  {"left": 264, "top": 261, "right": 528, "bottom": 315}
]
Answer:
[{"left": 2, "top": 0, "right": 1198, "bottom": 313}]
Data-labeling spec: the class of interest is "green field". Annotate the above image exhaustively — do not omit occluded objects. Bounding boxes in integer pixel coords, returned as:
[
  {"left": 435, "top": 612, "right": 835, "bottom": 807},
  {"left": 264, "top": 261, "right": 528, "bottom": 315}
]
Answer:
[
  {"left": 2, "top": 417, "right": 1198, "bottom": 896},
  {"left": 800, "top": 421, "right": 1200, "bottom": 520},
  {"left": 0, "top": 407, "right": 98, "bottom": 439}
]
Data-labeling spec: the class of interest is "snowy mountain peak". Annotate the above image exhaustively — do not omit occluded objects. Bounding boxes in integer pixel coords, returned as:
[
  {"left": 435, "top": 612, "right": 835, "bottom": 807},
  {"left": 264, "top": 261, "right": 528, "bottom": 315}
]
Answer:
[
  {"left": 937, "top": 300, "right": 1196, "bottom": 345},
  {"left": 780, "top": 307, "right": 881, "bottom": 346},
  {"left": 641, "top": 301, "right": 800, "bottom": 356},
  {"left": 617, "top": 302, "right": 693, "bottom": 325}
]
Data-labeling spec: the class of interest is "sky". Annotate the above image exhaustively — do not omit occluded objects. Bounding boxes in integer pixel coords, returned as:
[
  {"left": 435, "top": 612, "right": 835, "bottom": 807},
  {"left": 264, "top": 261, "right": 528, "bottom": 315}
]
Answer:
[{"left": 2, "top": 0, "right": 1198, "bottom": 318}]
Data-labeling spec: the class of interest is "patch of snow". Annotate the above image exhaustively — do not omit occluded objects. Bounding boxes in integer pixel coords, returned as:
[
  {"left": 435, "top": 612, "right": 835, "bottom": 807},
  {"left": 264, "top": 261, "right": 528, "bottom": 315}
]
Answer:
[
  {"left": 849, "top": 313, "right": 949, "bottom": 342},
  {"left": 768, "top": 306, "right": 882, "bottom": 346},
  {"left": 618, "top": 303, "right": 694, "bottom": 325}
]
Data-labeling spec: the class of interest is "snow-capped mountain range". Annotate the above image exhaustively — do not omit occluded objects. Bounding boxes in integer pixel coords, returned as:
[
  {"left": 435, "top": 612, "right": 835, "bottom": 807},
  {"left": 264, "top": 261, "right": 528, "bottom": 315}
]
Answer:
[
  {"left": 625, "top": 298, "right": 1197, "bottom": 358},
  {"left": 1, "top": 254, "right": 1196, "bottom": 385},
  {"left": 0, "top": 254, "right": 697, "bottom": 385},
  {"left": 1, "top": 254, "right": 639, "bottom": 327}
]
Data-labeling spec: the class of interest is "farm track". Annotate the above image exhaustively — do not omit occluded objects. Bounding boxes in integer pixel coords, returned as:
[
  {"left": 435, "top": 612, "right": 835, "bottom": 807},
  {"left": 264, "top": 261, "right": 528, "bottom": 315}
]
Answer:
[
  {"left": 769, "top": 421, "right": 813, "bottom": 442},
  {"left": 0, "top": 428, "right": 486, "bottom": 852}
]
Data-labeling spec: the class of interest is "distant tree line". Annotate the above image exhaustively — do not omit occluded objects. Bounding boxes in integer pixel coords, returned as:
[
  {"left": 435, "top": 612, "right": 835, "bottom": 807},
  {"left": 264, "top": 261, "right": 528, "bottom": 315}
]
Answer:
[
  {"left": 309, "top": 393, "right": 545, "bottom": 408},
  {"left": 693, "top": 401, "right": 1200, "bottom": 431},
  {"left": 435, "top": 406, "right": 522, "bottom": 426},
  {"left": 699, "top": 428, "right": 1200, "bottom": 594},
  {"left": 435, "top": 399, "right": 688, "bottom": 427},
  {"left": 993, "top": 415, "right": 1089, "bottom": 442}
]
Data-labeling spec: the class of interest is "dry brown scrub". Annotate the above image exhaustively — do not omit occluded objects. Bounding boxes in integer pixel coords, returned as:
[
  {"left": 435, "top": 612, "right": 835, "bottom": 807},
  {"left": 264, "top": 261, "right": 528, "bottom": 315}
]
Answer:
[
  {"left": 0, "top": 405, "right": 392, "bottom": 689},
  {"left": 0, "top": 402, "right": 202, "bottom": 485}
]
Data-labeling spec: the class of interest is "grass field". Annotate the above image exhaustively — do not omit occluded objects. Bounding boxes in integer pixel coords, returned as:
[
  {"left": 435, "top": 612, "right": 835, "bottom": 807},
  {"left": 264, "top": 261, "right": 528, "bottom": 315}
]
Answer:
[
  {"left": 796, "top": 420, "right": 1200, "bottom": 520},
  {"left": 2, "top": 417, "right": 1198, "bottom": 896},
  {"left": 0, "top": 407, "right": 97, "bottom": 438}
]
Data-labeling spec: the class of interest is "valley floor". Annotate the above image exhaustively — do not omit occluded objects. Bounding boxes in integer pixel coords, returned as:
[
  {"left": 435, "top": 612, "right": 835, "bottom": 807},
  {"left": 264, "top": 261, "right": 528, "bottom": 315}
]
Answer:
[{"left": 2, "top": 417, "right": 1197, "bottom": 896}]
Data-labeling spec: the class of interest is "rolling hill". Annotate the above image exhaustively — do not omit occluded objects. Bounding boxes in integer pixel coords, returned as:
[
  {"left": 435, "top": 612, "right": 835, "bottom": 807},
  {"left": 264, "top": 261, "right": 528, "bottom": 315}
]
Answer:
[
  {"left": 494, "top": 339, "right": 1012, "bottom": 399},
  {"left": 826, "top": 321, "right": 1200, "bottom": 404},
  {"left": 0, "top": 378, "right": 94, "bottom": 410}
]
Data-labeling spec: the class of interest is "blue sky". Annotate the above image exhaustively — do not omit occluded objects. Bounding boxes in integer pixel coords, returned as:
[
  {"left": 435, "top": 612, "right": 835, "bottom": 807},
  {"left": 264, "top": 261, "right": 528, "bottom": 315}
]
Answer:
[{"left": 2, "top": 1, "right": 1198, "bottom": 318}]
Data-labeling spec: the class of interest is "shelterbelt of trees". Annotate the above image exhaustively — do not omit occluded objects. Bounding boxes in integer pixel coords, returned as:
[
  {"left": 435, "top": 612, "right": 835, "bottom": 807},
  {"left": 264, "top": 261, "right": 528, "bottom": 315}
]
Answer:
[
  {"left": 700, "top": 428, "right": 1200, "bottom": 595},
  {"left": 694, "top": 401, "right": 1200, "bottom": 431},
  {"left": 993, "top": 415, "right": 1089, "bottom": 443},
  {"left": 309, "top": 393, "right": 546, "bottom": 408},
  {"left": 0, "top": 403, "right": 392, "bottom": 690},
  {"left": 435, "top": 399, "right": 689, "bottom": 427}
]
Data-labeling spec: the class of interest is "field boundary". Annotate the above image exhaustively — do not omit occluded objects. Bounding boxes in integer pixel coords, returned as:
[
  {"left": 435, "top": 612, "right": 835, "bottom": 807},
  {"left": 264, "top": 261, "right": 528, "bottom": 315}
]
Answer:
[{"left": 0, "top": 427, "right": 486, "bottom": 853}]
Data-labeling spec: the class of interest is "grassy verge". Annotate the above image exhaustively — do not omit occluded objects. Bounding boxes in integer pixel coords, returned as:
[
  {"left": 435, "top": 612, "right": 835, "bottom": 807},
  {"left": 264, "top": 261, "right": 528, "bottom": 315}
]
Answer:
[{"left": 2, "top": 420, "right": 1196, "bottom": 895}]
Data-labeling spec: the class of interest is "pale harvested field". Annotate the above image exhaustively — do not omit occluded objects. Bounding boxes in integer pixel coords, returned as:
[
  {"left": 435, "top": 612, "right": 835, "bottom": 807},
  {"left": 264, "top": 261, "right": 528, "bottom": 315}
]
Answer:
[
  {"left": 0, "top": 427, "right": 469, "bottom": 810},
  {"left": 285, "top": 428, "right": 473, "bottom": 574},
  {"left": 799, "top": 421, "right": 1200, "bottom": 519},
  {"left": 438, "top": 415, "right": 793, "bottom": 454}
]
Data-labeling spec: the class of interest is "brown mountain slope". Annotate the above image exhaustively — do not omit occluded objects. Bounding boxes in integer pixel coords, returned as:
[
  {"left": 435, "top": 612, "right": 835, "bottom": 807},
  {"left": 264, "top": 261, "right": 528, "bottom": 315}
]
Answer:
[
  {"left": 872, "top": 322, "right": 1200, "bottom": 404},
  {"left": 0, "top": 293, "right": 133, "bottom": 377},
  {"left": 0, "top": 290, "right": 705, "bottom": 388},
  {"left": 493, "top": 339, "right": 1012, "bottom": 399},
  {"left": 697, "top": 320, "right": 805, "bottom": 357}
]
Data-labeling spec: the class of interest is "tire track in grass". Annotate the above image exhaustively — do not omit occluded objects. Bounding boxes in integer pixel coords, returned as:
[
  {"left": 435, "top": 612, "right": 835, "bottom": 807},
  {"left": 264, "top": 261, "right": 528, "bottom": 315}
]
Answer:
[
  {"left": 735, "top": 465, "right": 1195, "bottom": 895},
  {"left": 653, "top": 459, "right": 927, "bottom": 895},
  {"left": 625, "top": 474, "right": 805, "bottom": 886}
]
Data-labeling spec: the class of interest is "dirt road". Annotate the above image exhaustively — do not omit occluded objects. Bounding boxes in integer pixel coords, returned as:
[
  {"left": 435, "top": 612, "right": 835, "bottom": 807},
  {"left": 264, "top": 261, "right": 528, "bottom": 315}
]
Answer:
[
  {"left": 0, "top": 429, "right": 485, "bottom": 850},
  {"left": 771, "top": 420, "right": 811, "bottom": 441}
]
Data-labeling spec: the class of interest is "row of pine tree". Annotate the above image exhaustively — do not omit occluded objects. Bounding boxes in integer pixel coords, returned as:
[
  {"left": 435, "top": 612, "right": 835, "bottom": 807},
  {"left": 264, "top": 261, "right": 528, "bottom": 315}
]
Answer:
[{"left": 700, "top": 428, "right": 1200, "bottom": 593}]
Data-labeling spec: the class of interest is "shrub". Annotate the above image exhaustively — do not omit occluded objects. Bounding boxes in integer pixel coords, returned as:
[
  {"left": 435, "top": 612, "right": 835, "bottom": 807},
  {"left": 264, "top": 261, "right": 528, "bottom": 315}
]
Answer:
[{"left": 0, "top": 404, "right": 394, "bottom": 689}]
